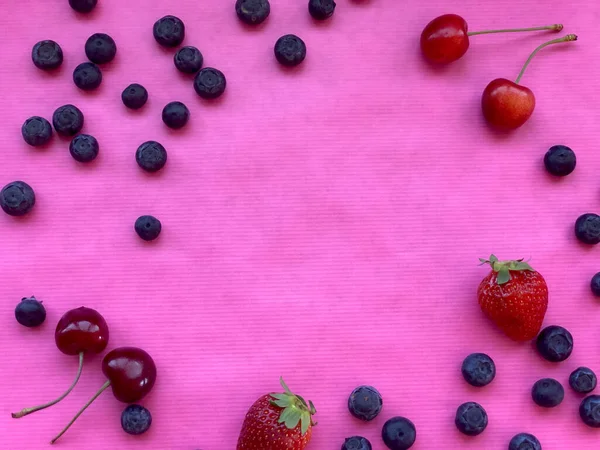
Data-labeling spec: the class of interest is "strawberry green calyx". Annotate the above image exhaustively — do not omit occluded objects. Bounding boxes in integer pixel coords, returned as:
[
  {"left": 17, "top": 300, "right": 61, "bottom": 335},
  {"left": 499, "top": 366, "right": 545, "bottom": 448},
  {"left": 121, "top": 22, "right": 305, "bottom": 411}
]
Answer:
[
  {"left": 269, "top": 377, "right": 317, "bottom": 435},
  {"left": 479, "top": 254, "right": 534, "bottom": 285}
]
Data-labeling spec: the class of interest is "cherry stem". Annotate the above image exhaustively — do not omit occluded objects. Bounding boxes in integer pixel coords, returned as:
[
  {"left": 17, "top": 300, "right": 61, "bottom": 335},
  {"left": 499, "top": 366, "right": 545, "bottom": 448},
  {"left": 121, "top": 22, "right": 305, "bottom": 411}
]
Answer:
[
  {"left": 467, "top": 24, "right": 563, "bottom": 36},
  {"left": 50, "top": 380, "right": 111, "bottom": 445},
  {"left": 11, "top": 352, "right": 85, "bottom": 419},
  {"left": 515, "top": 34, "right": 578, "bottom": 84}
]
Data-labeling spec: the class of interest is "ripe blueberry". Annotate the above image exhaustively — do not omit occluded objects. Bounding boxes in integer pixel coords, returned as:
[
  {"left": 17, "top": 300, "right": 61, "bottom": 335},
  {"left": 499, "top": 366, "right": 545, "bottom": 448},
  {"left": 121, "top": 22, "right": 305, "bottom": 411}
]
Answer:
[
  {"left": 136, "top": 141, "right": 167, "bottom": 173},
  {"left": 85, "top": 33, "right": 117, "bottom": 65},
  {"left": 580, "top": 395, "right": 600, "bottom": 428},
  {"left": 53, "top": 104, "right": 84, "bottom": 136},
  {"left": 536, "top": 325, "right": 573, "bottom": 362},
  {"left": 592, "top": 272, "right": 600, "bottom": 297},
  {"left": 575, "top": 213, "right": 600, "bottom": 245},
  {"left": 174, "top": 46, "right": 204, "bottom": 74},
  {"left": 31, "top": 40, "right": 63, "bottom": 70},
  {"left": 455, "top": 402, "right": 487, "bottom": 436},
  {"left": 461, "top": 353, "right": 495, "bottom": 387},
  {"left": 570, "top": 367, "right": 597, "bottom": 394},
  {"left": 235, "top": 0, "right": 270, "bottom": 25},
  {"left": 121, "top": 404, "right": 152, "bottom": 435},
  {"left": 22, "top": 117, "right": 53, "bottom": 147},
  {"left": 531, "top": 378, "right": 564, "bottom": 408},
  {"left": 135, "top": 216, "right": 162, "bottom": 242},
  {"left": 153, "top": 15, "right": 185, "bottom": 48},
  {"left": 194, "top": 68, "right": 226, "bottom": 99},
  {"left": 121, "top": 84, "right": 148, "bottom": 110},
  {"left": 162, "top": 101, "right": 190, "bottom": 129},
  {"left": 309, "top": 0, "right": 336, "bottom": 20},
  {"left": 381, "top": 417, "right": 416, "bottom": 450},
  {"left": 1, "top": 181, "right": 36, "bottom": 216},
  {"left": 342, "top": 436, "right": 372, "bottom": 450},
  {"left": 70, "top": 134, "right": 99, "bottom": 163},
  {"left": 69, "top": 0, "right": 97, "bottom": 13},
  {"left": 508, "top": 433, "right": 541, "bottom": 450},
  {"left": 73, "top": 62, "right": 102, "bottom": 91},
  {"left": 348, "top": 385, "right": 382, "bottom": 421},
  {"left": 544, "top": 145, "right": 576, "bottom": 177},
  {"left": 15, "top": 297, "right": 46, "bottom": 328},
  {"left": 274, "top": 34, "right": 307, "bottom": 67}
]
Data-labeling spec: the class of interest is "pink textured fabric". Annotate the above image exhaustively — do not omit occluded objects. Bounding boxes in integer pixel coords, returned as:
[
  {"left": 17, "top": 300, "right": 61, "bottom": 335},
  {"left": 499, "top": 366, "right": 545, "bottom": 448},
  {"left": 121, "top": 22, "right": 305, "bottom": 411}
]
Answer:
[{"left": 1, "top": 0, "right": 598, "bottom": 449}]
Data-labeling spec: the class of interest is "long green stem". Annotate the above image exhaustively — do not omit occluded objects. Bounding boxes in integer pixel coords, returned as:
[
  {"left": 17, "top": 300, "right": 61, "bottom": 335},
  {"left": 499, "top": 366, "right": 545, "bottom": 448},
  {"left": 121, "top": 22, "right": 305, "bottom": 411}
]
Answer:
[
  {"left": 468, "top": 24, "right": 562, "bottom": 36},
  {"left": 11, "top": 352, "right": 85, "bottom": 419},
  {"left": 50, "top": 380, "right": 111, "bottom": 444},
  {"left": 515, "top": 34, "right": 578, "bottom": 84}
]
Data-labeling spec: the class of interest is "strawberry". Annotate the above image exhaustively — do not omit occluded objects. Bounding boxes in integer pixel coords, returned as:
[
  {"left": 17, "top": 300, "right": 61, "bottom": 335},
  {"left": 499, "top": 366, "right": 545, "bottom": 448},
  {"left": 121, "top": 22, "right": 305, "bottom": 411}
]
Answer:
[
  {"left": 237, "top": 378, "right": 317, "bottom": 450},
  {"left": 477, "top": 255, "right": 548, "bottom": 341}
]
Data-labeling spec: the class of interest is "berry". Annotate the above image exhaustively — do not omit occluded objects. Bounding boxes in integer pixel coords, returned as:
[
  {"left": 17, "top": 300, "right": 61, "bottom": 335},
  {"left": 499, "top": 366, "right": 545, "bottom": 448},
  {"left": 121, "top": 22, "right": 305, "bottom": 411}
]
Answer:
[
  {"left": 461, "top": 353, "right": 496, "bottom": 387},
  {"left": 508, "top": 433, "right": 541, "bottom": 450},
  {"left": 536, "top": 325, "right": 573, "bottom": 362},
  {"left": 69, "top": 0, "right": 97, "bottom": 13},
  {"left": 531, "top": 378, "right": 564, "bottom": 408},
  {"left": 348, "top": 385, "right": 382, "bottom": 421},
  {"left": 121, "top": 405, "right": 152, "bottom": 435},
  {"left": 73, "top": 62, "right": 102, "bottom": 91},
  {"left": 569, "top": 367, "right": 597, "bottom": 394},
  {"left": 153, "top": 15, "right": 185, "bottom": 48},
  {"left": 544, "top": 145, "right": 576, "bottom": 176},
  {"left": 31, "top": 40, "right": 63, "bottom": 70},
  {"left": 341, "top": 436, "right": 371, "bottom": 450},
  {"left": 14, "top": 296, "right": 46, "bottom": 327},
  {"left": 52, "top": 104, "right": 84, "bottom": 136},
  {"left": 85, "top": 33, "right": 117, "bottom": 65},
  {"left": 51, "top": 347, "right": 157, "bottom": 443},
  {"left": 309, "top": 0, "right": 336, "bottom": 20},
  {"left": 194, "top": 67, "right": 227, "bottom": 100},
  {"left": 136, "top": 141, "right": 167, "bottom": 173},
  {"left": 591, "top": 272, "right": 600, "bottom": 297},
  {"left": 575, "top": 213, "right": 600, "bottom": 245},
  {"left": 477, "top": 255, "right": 548, "bottom": 341},
  {"left": 174, "top": 46, "right": 204, "bottom": 74},
  {"left": 579, "top": 395, "right": 600, "bottom": 428},
  {"left": 1, "top": 181, "right": 35, "bottom": 217},
  {"left": 135, "top": 215, "right": 162, "bottom": 241},
  {"left": 22, "top": 116, "right": 53, "bottom": 147},
  {"left": 235, "top": 0, "right": 270, "bottom": 25},
  {"left": 70, "top": 134, "right": 99, "bottom": 163},
  {"left": 381, "top": 417, "right": 416, "bottom": 450},
  {"left": 274, "top": 34, "right": 307, "bottom": 67},
  {"left": 162, "top": 101, "right": 190, "bottom": 129},
  {"left": 455, "top": 402, "right": 487, "bottom": 436},
  {"left": 121, "top": 83, "right": 148, "bottom": 110},
  {"left": 236, "top": 378, "right": 316, "bottom": 450}
]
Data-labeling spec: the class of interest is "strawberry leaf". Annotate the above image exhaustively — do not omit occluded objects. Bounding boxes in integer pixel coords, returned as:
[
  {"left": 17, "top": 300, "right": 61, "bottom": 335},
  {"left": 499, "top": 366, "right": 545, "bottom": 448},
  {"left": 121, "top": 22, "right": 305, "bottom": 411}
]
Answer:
[
  {"left": 300, "top": 412, "right": 310, "bottom": 435},
  {"left": 284, "top": 408, "right": 301, "bottom": 429},
  {"left": 280, "top": 377, "right": 292, "bottom": 395},
  {"left": 497, "top": 266, "right": 511, "bottom": 285}
]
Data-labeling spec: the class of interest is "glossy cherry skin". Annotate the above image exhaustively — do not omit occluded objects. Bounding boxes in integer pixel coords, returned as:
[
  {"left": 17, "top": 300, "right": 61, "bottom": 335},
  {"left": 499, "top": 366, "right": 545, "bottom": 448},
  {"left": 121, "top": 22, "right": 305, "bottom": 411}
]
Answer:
[
  {"left": 481, "top": 78, "right": 536, "bottom": 130},
  {"left": 102, "top": 347, "right": 157, "bottom": 403},
  {"left": 55, "top": 307, "right": 109, "bottom": 355},
  {"left": 421, "top": 14, "right": 469, "bottom": 64}
]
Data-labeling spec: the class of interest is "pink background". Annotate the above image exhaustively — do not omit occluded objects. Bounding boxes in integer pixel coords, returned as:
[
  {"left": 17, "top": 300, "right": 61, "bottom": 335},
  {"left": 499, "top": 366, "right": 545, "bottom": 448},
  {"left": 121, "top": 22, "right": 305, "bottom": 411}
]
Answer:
[{"left": 1, "top": 0, "right": 599, "bottom": 448}]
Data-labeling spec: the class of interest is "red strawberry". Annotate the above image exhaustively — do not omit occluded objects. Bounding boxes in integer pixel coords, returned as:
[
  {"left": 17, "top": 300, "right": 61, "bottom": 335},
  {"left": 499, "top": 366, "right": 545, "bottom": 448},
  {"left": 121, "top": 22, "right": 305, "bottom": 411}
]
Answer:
[
  {"left": 477, "top": 254, "right": 548, "bottom": 341},
  {"left": 237, "top": 378, "right": 316, "bottom": 450}
]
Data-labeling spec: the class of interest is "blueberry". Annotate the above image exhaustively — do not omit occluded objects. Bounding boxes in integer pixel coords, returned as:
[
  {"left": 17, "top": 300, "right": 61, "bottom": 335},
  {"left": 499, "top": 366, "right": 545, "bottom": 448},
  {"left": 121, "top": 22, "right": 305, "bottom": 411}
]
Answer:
[
  {"left": 461, "top": 353, "right": 496, "bottom": 387},
  {"left": 381, "top": 417, "right": 416, "bottom": 450},
  {"left": 73, "top": 62, "right": 102, "bottom": 91},
  {"left": 31, "top": 40, "right": 63, "bottom": 70},
  {"left": 194, "top": 67, "right": 226, "bottom": 100},
  {"left": 52, "top": 104, "right": 84, "bottom": 136},
  {"left": 455, "top": 402, "right": 488, "bottom": 436},
  {"left": 309, "top": 0, "right": 336, "bottom": 20},
  {"left": 121, "top": 84, "right": 148, "bottom": 110},
  {"left": 135, "top": 215, "right": 162, "bottom": 241},
  {"left": 348, "top": 385, "right": 382, "bottom": 421},
  {"left": 162, "top": 101, "right": 190, "bottom": 129},
  {"left": 274, "top": 34, "right": 307, "bottom": 67},
  {"left": 508, "top": 433, "right": 541, "bottom": 450},
  {"left": 174, "top": 46, "right": 204, "bottom": 74},
  {"left": 342, "top": 436, "right": 372, "bottom": 450},
  {"left": 536, "top": 325, "right": 573, "bottom": 362},
  {"left": 592, "top": 272, "right": 600, "bottom": 297},
  {"left": 121, "top": 404, "right": 152, "bottom": 435},
  {"left": 569, "top": 367, "right": 597, "bottom": 394},
  {"left": 580, "top": 395, "right": 600, "bottom": 428},
  {"left": 70, "top": 134, "right": 99, "bottom": 163},
  {"left": 136, "top": 141, "right": 167, "bottom": 173},
  {"left": 544, "top": 145, "right": 576, "bottom": 177},
  {"left": 85, "top": 33, "right": 117, "bottom": 65},
  {"left": 531, "top": 378, "right": 564, "bottom": 408},
  {"left": 575, "top": 213, "right": 600, "bottom": 245},
  {"left": 15, "top": 297, "right": 46, "bottom": 328},
  {"left": 1, "top": 181, "right": 36, "bottom": 217},
  {"left": 235, "top": 0, "right": 270, "bottom": 25},
  {"left": 153, "top": 15, "right": 185, "bottom": 48},
  {"left": 22, "top": 116, "right": 53, "bottom": 147},
  {"left": 69, "top": 0, "right": 97, "bottom": 13}
]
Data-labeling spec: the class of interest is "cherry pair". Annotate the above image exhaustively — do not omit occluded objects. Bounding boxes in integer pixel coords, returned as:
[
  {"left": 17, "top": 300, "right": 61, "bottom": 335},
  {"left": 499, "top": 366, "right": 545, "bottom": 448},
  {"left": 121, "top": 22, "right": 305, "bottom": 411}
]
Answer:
[
  {"left": 421, "top": 14, "right": 578, "bottom": 130},
  {"left": 11, "top": 306, "right": 157, "bottom": 444}
]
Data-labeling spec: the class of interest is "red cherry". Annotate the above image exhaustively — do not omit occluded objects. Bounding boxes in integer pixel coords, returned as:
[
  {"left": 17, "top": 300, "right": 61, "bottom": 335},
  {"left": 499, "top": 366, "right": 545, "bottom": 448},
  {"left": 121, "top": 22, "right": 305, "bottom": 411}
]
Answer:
[
  {"left": 421, "top": 14, "right": 563, "bottom": 64},
  {"left": 11, "top": 307, "right": 109, "bottom": 419},
  {"left": 50, "top": 347, "right": 157, "bottom": 444},
  {"left": 482, "top": 34, "right": 577, "bottom": 130}
]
